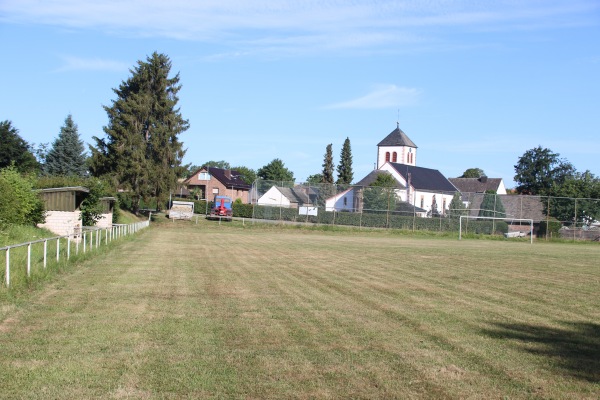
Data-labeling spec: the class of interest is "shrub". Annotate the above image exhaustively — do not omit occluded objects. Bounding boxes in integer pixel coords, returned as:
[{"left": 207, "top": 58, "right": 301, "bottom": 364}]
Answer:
[{"left": 0, "top": 166, "right": 45, "bottom": 227}]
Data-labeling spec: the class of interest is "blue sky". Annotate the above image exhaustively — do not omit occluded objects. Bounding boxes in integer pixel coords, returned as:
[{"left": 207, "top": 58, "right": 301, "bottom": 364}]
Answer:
[{"left": 1, "top": 0, "right": 599, "bottom": 187}]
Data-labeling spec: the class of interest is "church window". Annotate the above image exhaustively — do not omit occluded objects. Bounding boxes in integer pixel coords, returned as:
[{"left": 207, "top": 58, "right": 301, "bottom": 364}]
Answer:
[
  {"left": 392, "top": 152, "right": 397, "bottom": 162},
  {"left": 420, "top": 195, "right": 424, "bottom": 209},
  {"left": 343, "top": 197, "right": 347, "bottom": 206},
  {"left": 385, "top": 152, "right": 390, "bottom": 162}
]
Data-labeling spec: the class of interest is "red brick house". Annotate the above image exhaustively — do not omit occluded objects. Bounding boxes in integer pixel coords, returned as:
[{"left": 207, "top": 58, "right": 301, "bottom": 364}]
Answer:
[{"left": 184, "top": 166, "right": 251, "bottom": 203}]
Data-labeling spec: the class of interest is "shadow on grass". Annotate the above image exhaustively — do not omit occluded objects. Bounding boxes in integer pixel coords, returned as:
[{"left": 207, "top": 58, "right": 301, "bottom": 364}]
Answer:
[{"left": 481, "top": 321, "right": 600, "bottom": 382}]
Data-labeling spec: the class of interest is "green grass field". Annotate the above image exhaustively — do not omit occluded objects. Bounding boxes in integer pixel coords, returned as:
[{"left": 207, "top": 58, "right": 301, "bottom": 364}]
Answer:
[{"left": 1, "top": 220, "right": 598, "bottom": 399}]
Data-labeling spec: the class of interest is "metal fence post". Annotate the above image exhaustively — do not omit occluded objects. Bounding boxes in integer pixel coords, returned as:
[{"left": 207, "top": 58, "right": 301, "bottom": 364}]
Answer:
[{"left": 6, "top": 248, "right": 10, "bottom": 287}]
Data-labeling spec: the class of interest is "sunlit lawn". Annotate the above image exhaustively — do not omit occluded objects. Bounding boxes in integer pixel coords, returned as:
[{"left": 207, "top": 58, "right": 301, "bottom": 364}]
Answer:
[{"left": 1, "top": 220, "right": 598, "bottom": 399}]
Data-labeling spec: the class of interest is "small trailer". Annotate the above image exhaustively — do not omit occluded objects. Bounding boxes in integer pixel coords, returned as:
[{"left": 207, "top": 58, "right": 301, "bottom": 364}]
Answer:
[{"left": 169, "top": 201, "right": 195, "bottom": 220}]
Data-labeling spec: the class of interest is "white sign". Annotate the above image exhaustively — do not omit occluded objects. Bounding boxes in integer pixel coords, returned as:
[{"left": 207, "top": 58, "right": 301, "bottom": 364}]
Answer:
[{"left": 299, "top": 206, "right": 318, "bottom": 216}]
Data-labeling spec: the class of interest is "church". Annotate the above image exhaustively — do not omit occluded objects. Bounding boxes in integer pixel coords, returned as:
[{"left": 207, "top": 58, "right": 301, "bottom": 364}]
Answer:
[{"left": 326, "top": 123, "right": 458, "bottom": 216}]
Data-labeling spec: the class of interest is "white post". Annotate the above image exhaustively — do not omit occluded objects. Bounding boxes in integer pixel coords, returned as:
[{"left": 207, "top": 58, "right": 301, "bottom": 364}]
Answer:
[
  {"left": 5, "top": 248, "right": 10, "bottom": 287},
  {"left": 67, "top": 236, "right": 71, "bottom": 260},
  {"left": 83, "top": 232, "right": 86, "bottom": 253},
  {"left": 44, "top": 240, "right": 47, "bottom": 268},
  {"left": 56, "top": 238, "right": 60, "bottom": 262},
  {"left": 27, "top": 243, "right": 31, "bottom": 277}
]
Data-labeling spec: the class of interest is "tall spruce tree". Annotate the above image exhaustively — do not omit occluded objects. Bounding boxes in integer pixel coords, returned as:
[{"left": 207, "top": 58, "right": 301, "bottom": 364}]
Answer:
[
  {"left": 322, "top": 144, "right": 335, "bottom": 184},
  {"left": 336, "top": 137, "right": 353, "bottom": 184},
  {"left": 44, "top": 114, "right": 87, "bottom": 177},
  {"left": 479, "top": 190, "right": 506, "bottom": 218},
  {"left": 90, "top": 52, "right": 189, "bottom": 214}
]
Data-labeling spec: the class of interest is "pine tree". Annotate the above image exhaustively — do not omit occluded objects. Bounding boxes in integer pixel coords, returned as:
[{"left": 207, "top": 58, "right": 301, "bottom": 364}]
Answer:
[
  {"left": 322, "top": 144, "right": 334, "bottom": 184},
  {"left": 479, "top": 190, "right": 506, "bottom": 218},
  {"left": 336, "top": 137, "right": 353, "bottom": 184},
  {"left": 44, "top": 115, "right": 87, "bottom": 177},
  {"left": 90, "top": 52, "right": 189, "bottom": 214},
  {"left": 448, "top": 192, "right": 467, "bottom": 217}
]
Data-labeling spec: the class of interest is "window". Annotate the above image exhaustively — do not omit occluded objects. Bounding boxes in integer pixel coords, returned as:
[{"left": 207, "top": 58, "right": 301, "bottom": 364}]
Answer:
[
  {"left": 343, "top": 197, "right": 347, "bottom": 206},
  {"left": 385, "top": 152, "right": 390, "bottom": 162},
  {"left": 392, "top": 152, "right": 397, "bottom": 162},
  {"left": 420, "top": 195, "right": 424, "bottom": 208},
  {"left": 199, "top": 172, "right": 210, "bottom": 180},
  {"left": 443, "top": 198, "right": 447, "bottom": 214}
]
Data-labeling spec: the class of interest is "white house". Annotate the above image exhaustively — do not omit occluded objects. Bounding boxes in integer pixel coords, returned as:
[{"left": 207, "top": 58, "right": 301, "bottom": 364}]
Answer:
[
  {"left": 257, "top": 186, "right": 316, "bottom": 208},
  {"left": 324, "top": 187, "right": 356, "bottom": 212}
]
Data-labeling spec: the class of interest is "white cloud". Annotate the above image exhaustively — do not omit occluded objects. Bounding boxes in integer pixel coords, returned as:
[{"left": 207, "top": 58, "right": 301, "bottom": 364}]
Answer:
[
  {"left": 55, "top": 55, "right": 129, "bottom": 72},
  {"left": 324, "top": 85, "right": 421, "bottom": 109},
  {"left": 1, "top": 0, "right": 598, "bottom": 55}
]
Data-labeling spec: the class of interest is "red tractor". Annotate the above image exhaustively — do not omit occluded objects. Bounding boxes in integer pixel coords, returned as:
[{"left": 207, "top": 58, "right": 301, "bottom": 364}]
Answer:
[{"left": 208, "top": 195, "right": 233, "bottom": 220}]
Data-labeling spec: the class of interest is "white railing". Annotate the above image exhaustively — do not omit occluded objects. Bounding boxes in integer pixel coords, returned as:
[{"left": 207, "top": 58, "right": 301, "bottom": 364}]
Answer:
[{"left": 1, "top": 220, "right": 150, "bottom": 288}]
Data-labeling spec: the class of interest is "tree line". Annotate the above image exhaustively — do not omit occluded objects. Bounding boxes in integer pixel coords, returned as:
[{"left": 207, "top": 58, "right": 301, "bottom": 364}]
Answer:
[{"left": 1, "top": 51, "right": 598, "bottom": 228}]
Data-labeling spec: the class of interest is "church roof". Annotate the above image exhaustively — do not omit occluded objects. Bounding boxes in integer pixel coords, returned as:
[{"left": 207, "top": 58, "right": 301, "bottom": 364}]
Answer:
[
  {"left": 388, "top": 163, "right": 457, "bottom": 192},
  {"left": 377, "top": 123, "right": 417, "bottom": 148},
  {"left": 355, "top": 170, "right": 406, "bottom": 189}
]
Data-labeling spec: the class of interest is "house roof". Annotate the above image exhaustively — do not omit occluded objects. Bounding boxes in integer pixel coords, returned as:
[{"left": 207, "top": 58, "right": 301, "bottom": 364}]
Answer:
[
  {"left": 276, "top": 187, "right": 313, "bottom": 204},
  {"left": 355, "top": 170, "right": 406, "bottom": 189},
  {"left": 396, "top": 201, "right": 427, "bottom": 214},
  {"left": 466, "top": 194, "right": 546, "bottom": 222},
  {"left": 185, "top": 166, "right": 251, "bottom": 190},
  {"left": 377, "top": 123, "right": 417, "bottom": 148},
  {"left": 388, "top": 163, "right": 457, "bottom": 193},
  {"left": 448, "top": 177, "right": 503, "bottom": 193}
]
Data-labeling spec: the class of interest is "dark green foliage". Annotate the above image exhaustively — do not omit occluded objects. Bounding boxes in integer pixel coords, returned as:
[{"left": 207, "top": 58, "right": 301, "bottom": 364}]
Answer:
[
  {"left": 257, "top": 159, "right": 294, "bottom": 182},
  {"left": 336, "top": 137, "right": 353, "bottom": 184},
  {"left": 0, "top": 120, "right": 39, "bottom": 173},
  {"left": 448, "top": 192, "right": 467, "bottom": 217},
  {"left": 479, "top": 190, "right": 506, "bottom": 218},
  {"left": 538, "top": 220, "right": 562, "bottom": 237},
  {"left": 322, "top": 143, "right": 335, "bottom": 184},
  {"left": 249, "top": 204, "right": 508, "bottom": 234},
  {"left": 44, "top": 115, "right": 88, "bottom": 177},
  {"left": 547, "top": 170, "right": 600, "bottom": 224},
  {"left": 232, "top": 166, "right": 257, "bottom": 185},
  {"left": 363, "top": 173, "right": 398, "bottom": 211},
  {"left": 0, "top": 166, "right": 45, "bottom": 227},
  {"left": 201, "top": 160, "right": 230, "bottom": 169},
  {"left": 90, "top": 52, "right": 189, "bottom": 214},
  {"left": 306, "top": 174, "right": 323, "bottom": 184},
  {"left": 460, "top": 168, "right": 485, "bottom": 178},
  {"left": 514, "top": 146, "right": 574, "bottom": 195}
]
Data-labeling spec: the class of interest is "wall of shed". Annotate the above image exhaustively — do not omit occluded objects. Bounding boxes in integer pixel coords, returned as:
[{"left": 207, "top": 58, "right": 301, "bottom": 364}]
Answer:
[
  {"left": 38, "top": 210, "right": 82, "bottom": 238},
  {"left": 96, "top": 213, "right": 113, "bottom": 229}
]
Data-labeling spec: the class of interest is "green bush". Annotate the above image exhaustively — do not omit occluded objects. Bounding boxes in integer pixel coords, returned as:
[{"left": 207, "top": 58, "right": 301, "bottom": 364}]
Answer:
[
  {"left": 538, "top": 220, "right": 562, "bottom": 237},
  {"left": 0, "top": 166, "right": 45, "bottom": 227}
]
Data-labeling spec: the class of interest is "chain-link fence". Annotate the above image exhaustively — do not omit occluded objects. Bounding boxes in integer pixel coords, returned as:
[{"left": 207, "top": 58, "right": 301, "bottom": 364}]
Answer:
[{"left": 248, "top": 180, "right": 600, "bottom": 241}]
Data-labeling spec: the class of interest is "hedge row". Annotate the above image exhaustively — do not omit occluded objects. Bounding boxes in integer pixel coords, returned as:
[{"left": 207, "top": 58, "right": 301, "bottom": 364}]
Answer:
[{"left": 193, "top": 203, "right": 508, "bottom": 235}]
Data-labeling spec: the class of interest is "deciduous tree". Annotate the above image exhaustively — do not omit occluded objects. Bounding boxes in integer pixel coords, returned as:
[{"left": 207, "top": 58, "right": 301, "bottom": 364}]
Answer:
[
  {"left": 257, "top": 158, "right": 294, "bottom": 182},
  {"left": 460, "top": 168, "right": 485, "bottom": 178},
  {"left": 0, "top": 120, "right": 39, "bottom": 173},
  {"left": 514, "top": 146, "right": 574, "bottom": 195}
]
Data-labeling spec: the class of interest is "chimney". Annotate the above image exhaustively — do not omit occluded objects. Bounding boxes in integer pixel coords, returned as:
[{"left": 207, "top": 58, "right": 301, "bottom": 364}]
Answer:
[{"left": 225, "top": 169, "right": 231, "bottom": 179}]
